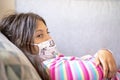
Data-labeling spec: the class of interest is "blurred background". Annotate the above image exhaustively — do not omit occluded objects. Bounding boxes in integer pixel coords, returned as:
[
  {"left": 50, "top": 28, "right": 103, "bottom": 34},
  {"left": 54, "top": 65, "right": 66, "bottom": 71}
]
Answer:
[{"left": 0, "top": 0, "right": 15, "bottom": 18}]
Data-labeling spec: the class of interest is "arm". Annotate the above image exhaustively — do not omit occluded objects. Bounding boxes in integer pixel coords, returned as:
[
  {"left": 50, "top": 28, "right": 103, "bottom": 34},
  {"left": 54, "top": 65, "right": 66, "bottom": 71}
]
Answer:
[
  {"left": 94, "top": 49, "right": 117, "bottom": 79},
  {"left": 43, "top": 56, "right": 104, "bottom": 80},
  {"left": 44, "top": 53, "right": 119, "bottom": 80}
]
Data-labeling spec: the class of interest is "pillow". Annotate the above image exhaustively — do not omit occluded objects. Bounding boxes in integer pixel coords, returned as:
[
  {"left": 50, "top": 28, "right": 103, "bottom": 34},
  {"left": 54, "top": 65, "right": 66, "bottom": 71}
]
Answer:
[{"left": 0, "top": 32, "right": 41, "bottom": 80}]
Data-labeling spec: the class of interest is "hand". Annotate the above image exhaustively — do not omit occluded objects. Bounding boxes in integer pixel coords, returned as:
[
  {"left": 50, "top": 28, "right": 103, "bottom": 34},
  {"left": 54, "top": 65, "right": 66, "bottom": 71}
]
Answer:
[{"left": 95, "top": 49, "right": 117, "bottom": 79}]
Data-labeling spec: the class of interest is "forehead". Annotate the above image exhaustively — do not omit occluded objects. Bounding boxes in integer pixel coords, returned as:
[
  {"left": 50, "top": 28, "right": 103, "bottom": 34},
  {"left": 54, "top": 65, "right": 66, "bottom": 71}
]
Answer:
[{"left": 36, "top": 20, "right": 47, "bottom": 30}]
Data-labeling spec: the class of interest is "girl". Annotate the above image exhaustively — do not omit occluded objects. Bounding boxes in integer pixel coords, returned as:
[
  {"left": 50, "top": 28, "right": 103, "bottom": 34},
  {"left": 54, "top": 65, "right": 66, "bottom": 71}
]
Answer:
[{"left": 0, "top": 13, "right": 118, "bottom": 80}]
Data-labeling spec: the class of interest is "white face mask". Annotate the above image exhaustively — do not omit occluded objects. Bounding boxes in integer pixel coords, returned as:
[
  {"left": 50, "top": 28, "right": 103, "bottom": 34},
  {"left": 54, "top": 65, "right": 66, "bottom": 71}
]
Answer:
[{"left": 34, "top": 39, "right": 59, "bottom": 61}]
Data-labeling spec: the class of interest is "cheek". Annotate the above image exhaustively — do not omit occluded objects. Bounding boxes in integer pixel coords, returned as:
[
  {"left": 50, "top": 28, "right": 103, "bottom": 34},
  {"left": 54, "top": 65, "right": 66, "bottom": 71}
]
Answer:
[
  {"left": 34, "top": 38, "right": 42, "bottom": 44},
  {"left": 31, "top": 45, "right": 39, "bottom": 55}
]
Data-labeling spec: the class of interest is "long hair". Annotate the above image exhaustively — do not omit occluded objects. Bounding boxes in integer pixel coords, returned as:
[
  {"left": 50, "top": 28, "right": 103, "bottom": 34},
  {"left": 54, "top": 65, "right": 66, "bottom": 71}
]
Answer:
[{"left": 0, "top": 13, "right": 50, "bottom": 80}]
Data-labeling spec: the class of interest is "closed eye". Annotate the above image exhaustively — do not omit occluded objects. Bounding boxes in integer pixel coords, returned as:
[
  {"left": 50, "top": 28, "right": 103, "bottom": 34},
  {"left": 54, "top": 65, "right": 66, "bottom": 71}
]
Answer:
[
  {"left": 36, "top": 34, "right": 43, "bottom": 38},
  {"left": 47, "top": 28, "right": 50, "bottom": 34},
  {"left": 47, "top": 31, "right": 50, "bottom": 34}
]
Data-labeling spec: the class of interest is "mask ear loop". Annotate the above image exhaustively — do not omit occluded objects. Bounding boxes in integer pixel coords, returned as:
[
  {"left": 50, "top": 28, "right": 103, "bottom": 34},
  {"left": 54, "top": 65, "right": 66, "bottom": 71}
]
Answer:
[{"left": 31, "top": 44, "right": 40, "bottom": 55}]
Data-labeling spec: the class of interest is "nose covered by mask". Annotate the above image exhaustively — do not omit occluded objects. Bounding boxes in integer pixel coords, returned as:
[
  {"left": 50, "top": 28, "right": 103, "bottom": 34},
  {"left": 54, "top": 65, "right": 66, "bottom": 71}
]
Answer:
[{"left": 34, "top": 39, "right": 59, "bottom": 61}]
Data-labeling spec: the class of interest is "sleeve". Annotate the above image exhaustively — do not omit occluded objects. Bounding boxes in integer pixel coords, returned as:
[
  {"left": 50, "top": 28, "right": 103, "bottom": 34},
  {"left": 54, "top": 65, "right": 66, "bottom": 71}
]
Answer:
[{"left": 43, "top": 56, "right": 104, "bottom": 80}]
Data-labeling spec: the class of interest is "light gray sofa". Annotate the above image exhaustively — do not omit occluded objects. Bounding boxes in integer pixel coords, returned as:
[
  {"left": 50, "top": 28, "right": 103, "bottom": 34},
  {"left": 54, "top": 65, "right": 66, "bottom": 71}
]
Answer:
[{"left": 0, "top": 32, "right": 41, "bottom": 80}]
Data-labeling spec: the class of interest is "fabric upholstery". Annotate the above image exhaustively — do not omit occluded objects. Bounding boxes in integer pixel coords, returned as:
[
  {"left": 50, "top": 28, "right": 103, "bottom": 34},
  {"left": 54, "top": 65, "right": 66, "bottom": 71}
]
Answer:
[{"left": 0, "top": 32, "right": 41, "bottom": 80}]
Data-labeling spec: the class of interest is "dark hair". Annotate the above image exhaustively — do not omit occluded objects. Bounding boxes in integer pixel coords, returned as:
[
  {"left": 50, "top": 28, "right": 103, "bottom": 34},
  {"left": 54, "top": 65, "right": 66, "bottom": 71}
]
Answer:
[{"left": 0, "top": 13, "right": 50, "bottom": 80}]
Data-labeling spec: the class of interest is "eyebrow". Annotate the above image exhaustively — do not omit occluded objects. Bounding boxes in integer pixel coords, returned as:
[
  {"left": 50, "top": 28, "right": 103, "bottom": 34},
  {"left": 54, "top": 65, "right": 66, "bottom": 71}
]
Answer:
[
  {"left": 36, "top": 28, "right": 48, "bottom": 32},
  {"left": 36, "top": 29, "right": 43, "bottom": 32}
]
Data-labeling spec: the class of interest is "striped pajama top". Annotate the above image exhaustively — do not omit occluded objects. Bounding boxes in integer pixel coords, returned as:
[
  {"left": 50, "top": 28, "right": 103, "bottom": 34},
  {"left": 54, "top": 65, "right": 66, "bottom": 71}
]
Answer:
[{"left": 43, "top": 54, "right": 119, "bottom": 80}]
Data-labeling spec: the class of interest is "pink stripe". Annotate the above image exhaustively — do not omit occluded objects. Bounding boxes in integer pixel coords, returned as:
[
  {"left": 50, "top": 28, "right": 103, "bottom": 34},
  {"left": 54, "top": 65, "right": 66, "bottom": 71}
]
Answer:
[
  {"left": 118, "top": 69, "right": 120, "bottom": 73},
  {"left": 98, "top": 67, "right": 103, "bottom": 80},
  {"left": 49, "top": 57, "right": 60, "bottom": 80},
  {"left": 65, "top": 61, "right": 73, "bottom": 80},
  {"left": 79, "top": 61, "right": 90, "bottom": 80},
  {"left": 50, "top": 61, "right": 56, "bottom": 80},
  {"left": 92, "top": 62, "right": 103, "bottom": 80},
  {"left": 70, "top": 56, "right": 75, "bottom": 60}
]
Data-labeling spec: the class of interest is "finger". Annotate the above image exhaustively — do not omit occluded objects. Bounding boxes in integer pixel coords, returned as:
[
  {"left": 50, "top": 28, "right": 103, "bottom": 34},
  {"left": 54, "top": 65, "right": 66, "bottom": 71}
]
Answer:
[
  {"left": 107, "top": 71, "right": 116, "bottom": 79},
  {"left": 94, "top": 57, "right": 100, "bottom": 66},
  {"left": 99, "top": 58, "right": 108, "bottom": 78},
  {"left": 108, "top": 55, "right": 117, "bottom": 78},
  {"left": 103, "top": 78, "right": 107, "bottom": 80},
  {"left": 107, "top": 62, "right": 117, "bottom": 78},
  {"left": 108, "top": 71, "right": 113, "bottom": 78}
]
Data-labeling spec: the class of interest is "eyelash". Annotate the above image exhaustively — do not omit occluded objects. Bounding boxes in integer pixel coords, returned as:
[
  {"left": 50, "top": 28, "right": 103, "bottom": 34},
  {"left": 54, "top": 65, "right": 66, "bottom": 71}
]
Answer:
[
  {"left": 36, "top": 32, "right": 50, "bottom": 38},
  {"left": 37, "top": 34, "right": 43, "bottom": 38},
  {"left": 47, "top": 31, "right": 50, "bottom": 34}
]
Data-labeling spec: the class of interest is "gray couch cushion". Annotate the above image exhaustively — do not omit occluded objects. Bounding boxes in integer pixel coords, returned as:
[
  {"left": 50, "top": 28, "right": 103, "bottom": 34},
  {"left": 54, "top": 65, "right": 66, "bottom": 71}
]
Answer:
[{"left": 0, "top": 32, "right": 41, "bottom": 80}]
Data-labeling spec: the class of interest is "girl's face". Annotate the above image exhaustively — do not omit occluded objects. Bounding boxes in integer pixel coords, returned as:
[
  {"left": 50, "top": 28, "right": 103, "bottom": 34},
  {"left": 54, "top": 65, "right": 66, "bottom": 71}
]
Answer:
[
  {"left": 32, "top": 20, "right": 51, "bottom": 55},
  {"left": 34, "top": 20, "right": 51, "bottom": 44},
  {"left": 33, "top": 20, "right": 58, "bottom": 61}
]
